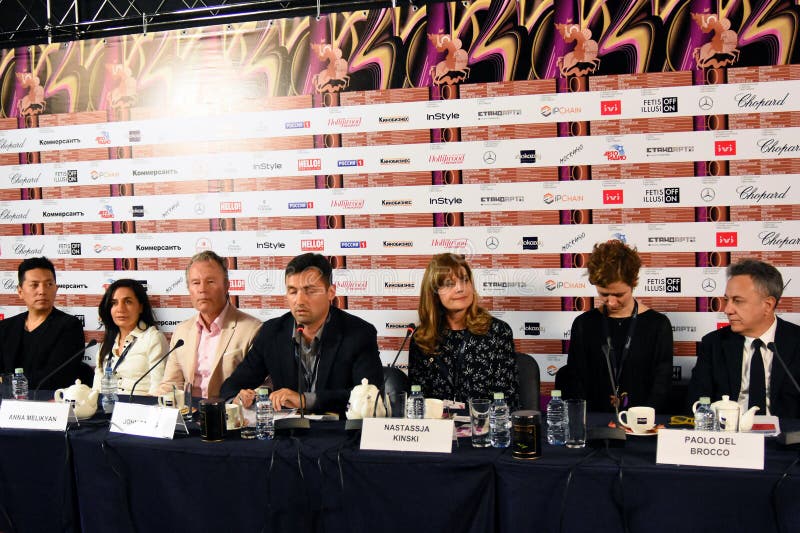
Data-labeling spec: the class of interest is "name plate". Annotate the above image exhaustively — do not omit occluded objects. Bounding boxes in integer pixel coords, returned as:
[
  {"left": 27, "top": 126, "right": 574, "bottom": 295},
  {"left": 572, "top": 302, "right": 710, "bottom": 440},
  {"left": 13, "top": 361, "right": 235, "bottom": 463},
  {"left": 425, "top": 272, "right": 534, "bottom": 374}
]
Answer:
[
  {"left": 656, "top": 429, "right": 764, "bottom": 470},
  {"left": 110, "top": 402, "right": 187, "bottom": 439},
  {"left": 360, "top": 418, "right": 454, "bottom": 453},
  {"left": 0, "top": 400, "right": 77, "bottom": 431}
]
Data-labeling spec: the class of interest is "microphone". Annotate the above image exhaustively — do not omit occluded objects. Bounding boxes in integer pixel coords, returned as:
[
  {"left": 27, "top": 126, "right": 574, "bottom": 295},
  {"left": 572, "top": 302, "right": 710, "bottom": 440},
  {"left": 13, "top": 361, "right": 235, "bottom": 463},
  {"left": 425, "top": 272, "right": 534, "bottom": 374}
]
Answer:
[
  {"left": 389, "top": 323, "right": 416, "bottom": 369},
  {"left": 353, "top": 323, "right": 416, "bottom": 429},
  {"left": 276, "top": 324, "right": 310, "bottom": 431},
  {"left": 34, "top": 339, "right": 98, "bottom": 399},
  {"left": 768, "top": 342, "right": 800, "bottom": 446},
  {"left": 128, "top": 339, "right": 184, "bottom": 401}
]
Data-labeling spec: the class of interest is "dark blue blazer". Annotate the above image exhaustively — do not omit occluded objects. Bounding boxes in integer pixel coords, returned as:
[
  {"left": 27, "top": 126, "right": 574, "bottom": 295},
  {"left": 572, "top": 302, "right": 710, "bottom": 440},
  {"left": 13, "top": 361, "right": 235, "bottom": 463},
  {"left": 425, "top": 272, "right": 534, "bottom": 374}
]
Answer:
[
  {"left": 688, "top": 317, "right": 800, "bottom": 417},
  {"left": 220, "top": 306, "right": 382, "bottom": 414}
]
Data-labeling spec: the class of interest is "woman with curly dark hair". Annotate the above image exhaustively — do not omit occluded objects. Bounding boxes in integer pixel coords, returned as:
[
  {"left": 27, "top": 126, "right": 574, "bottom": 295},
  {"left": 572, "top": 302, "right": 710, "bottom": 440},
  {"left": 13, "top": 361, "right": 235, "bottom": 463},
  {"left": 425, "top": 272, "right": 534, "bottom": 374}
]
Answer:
[
  {"left": 560, "top": 240, "right": 673, "bottom": 412},
  {"left": 408, "top": 253, "right": 519, "bottom": 409},
  {"left": 92, "top": 279, "right": 168, "bottom": 396}
]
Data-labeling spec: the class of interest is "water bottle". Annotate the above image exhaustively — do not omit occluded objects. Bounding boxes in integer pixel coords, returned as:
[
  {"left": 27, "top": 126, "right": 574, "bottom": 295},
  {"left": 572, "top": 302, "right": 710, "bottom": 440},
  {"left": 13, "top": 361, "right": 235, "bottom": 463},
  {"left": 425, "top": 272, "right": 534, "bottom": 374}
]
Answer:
[
  {"left": 490, "top": 392, "right": 511, "bottom": 448},
  {"left": 256, "top": 387, "right": 274, "bottom": 440},
  {"left": 100, "top": 366, "right": 118, "bottom": 414},
  {"left": 546, "top": 389, "right": 567, "bottom": 446},
  {"left": 11, "top": 368, "right": 28, "bottom": 400},
  {"left": 694, "top": 396, "right": 715, "bottom": 431},
  {"left": 406, "top": 385, "right": 425, "bottom": 419}
]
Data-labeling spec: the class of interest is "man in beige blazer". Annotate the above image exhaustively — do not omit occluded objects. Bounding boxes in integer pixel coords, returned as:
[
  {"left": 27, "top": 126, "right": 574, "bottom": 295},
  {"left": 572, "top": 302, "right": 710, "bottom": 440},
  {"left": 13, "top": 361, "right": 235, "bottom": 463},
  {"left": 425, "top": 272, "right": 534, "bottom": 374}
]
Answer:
[{"left": 159, "top": 251, "right": 262, "bottom": 399}]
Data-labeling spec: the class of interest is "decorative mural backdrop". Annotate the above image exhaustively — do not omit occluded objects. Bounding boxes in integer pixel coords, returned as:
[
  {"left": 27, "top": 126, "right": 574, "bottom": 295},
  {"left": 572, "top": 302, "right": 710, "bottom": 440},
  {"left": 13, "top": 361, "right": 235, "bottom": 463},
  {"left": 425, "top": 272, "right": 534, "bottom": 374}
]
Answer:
[{"left": 0, "top": 1, "right": 798, "bottom": 405}]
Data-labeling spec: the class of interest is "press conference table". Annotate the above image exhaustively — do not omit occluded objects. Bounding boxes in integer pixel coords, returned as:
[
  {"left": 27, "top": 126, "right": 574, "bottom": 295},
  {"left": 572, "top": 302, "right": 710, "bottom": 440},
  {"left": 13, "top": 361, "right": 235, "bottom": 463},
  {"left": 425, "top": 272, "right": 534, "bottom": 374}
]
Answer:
[{"left": 2, "top": 412, "right": 800, "bottom": 533}]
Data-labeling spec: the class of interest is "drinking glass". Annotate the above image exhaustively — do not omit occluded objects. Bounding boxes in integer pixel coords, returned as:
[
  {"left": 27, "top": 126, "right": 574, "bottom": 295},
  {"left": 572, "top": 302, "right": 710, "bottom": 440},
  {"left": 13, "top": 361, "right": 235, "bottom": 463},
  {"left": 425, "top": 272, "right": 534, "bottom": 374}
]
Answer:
[
  {"left": 469, "top": 398, "right": 491, "bottom": 448},
  {"left": 565, "top": 399, "right": 587, "bottom": 448},
  {"left": 384, "top": 391, "right": 407, "bottom": 418}
]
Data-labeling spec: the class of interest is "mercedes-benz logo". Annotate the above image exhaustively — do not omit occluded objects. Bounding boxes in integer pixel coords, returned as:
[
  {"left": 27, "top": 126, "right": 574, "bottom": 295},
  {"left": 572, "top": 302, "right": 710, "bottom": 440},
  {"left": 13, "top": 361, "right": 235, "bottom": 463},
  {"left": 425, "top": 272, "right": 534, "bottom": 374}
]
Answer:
[
  {"left": 483, "top": 151, "right": 497, "bottom": 164},
  {"left": 702, "top": 278, "right": 717, "bottom": 292},
  {"left": 485, "top": 236, "right": 500, "bottom": 250},
  {"left": 700, "top": 188, "right": 716, "bottom": 202},
  {"left": 698, "top": 96, "right": 714, "bottom": 111}
]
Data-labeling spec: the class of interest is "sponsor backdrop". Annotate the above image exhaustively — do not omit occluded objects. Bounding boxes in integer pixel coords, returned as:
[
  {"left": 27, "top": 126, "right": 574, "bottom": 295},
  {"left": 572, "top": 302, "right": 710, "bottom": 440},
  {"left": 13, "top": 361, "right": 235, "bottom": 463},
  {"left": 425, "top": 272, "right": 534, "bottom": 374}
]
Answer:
[{"left": 0, "top": 2, "right": 798, "bottom": 405}]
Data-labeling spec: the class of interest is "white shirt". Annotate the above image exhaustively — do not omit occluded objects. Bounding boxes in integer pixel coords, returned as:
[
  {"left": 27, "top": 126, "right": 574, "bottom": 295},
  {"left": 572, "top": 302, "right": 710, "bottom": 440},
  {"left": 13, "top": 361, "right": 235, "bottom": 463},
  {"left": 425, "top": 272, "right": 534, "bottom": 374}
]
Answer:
[
  {"left": 92, "top": 326, "right": 169, "bottom": 396},
  {"left": 738, "top": 318, "right": 777, "bottom": 415}
]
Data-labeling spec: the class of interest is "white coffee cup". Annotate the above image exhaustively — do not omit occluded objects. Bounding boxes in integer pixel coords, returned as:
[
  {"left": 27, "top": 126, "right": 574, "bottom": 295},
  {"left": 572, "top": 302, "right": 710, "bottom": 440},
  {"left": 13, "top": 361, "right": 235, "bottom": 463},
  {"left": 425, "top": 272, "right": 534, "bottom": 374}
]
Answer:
[
  {"left": 617, "top": 406, "right": 656, "bottom": 433},
  {"left": 424, "top": 398, "right": 444, "bottom": 419},
  {"left": 225, "top": 403, "right": 243, "bottom": 430}
]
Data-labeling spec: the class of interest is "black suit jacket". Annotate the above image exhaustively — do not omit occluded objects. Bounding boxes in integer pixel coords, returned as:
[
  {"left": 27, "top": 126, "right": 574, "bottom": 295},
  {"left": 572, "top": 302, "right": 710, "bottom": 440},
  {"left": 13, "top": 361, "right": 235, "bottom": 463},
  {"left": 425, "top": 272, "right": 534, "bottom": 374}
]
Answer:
[
  {"left": 688, "top": 317, "right": 800, "bottom": 417},
  {"left": 219, "top": 306, "right": 382, "bottom": 414},
  {"left": 0, "top": 308, "right": 86, "bottom": 390}
]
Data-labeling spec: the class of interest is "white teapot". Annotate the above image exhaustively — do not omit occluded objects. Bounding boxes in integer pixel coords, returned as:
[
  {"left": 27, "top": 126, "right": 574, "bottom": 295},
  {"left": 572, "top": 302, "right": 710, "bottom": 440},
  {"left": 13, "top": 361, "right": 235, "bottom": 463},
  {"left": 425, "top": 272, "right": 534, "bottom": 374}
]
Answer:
[
  {"left": 700, "top": 394, "right": 760, "bottom": 432},
  {"left": 345, "top": 378, "right": 386, "bottom": 419},
  {"left": 54, "top": 379, "right": 98, "bottom": 420}
]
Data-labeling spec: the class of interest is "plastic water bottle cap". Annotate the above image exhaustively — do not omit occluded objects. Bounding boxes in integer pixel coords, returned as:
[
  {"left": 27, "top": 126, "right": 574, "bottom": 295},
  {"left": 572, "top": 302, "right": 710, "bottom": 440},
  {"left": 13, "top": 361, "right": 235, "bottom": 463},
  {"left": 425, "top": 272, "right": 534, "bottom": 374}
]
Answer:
[
  {"left": 14, "top": 368, "right": 23, "bottom": 374},
  {"left": 551, "top": 389, "right": 561, "bottom": 397},
  {"left": 493, "top": 392, "right": 504, "bottom": 400},
  {"left": 256, "top": 387, "right": 270, "bottom": 396},
  {"left": 411, "top": 385, "right": 421, "bottom": 392}
]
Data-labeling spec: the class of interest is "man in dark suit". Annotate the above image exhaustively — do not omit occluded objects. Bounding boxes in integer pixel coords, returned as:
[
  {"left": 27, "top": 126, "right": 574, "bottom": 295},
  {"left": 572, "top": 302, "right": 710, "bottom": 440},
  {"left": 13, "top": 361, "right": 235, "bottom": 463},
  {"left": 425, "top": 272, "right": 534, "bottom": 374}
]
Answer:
[
  {"left": 0, "top": 257, "right": 85, "bottom": 391},
  {"left": 688, "top": 259, "right": 800, "bottom": 417},
  {"left": 220, "top": 253, "right": 382, "bottom": 414}
]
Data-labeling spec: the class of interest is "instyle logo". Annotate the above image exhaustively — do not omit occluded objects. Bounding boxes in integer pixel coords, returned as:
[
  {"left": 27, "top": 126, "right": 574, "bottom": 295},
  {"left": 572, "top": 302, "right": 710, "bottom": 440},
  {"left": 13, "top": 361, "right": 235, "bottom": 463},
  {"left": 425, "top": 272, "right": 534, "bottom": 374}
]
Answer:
[
  {"left": 301, "top": 239, "right": 324, "bottom": 251},
  {"left": 714, "top": 140, "right": 736, "bottom": 156},
  {"left": 429, "top": 197, "right": 463, "bottom": 206},
  {"left": 603, "top": 189, "right": 624, "bottom": 204},
  {"left": 256, "top": 241, "right": 286, "bottom": 250},
  {"left": 288, "top": 202, "right": 314, "bottom": 209},
  {"left": 252, "top": 162, "right": 283, "bottom": 171},
  {"left": 340, "top": 241, "right": 366, "bottom": 249},
  {"left": 426, "top": 112, "right": 460, "bottom": 121},
  {"left": 285, "top": 121, "right": 311, "bottom": 129},
  {"left": 220, "top": 202, "right": 242, "bottom": 214},
  {"left": 716, "top": 232, "right": 738, "bottom": 247},
  {"left": 298, "top": 158, "right": 322, "bottom": 171},
  {"left": 337, "top": 159, "right": 364, "bottom": 167},
  {"left": 600, "top": 100, "right": 622, "bottom": 115}
]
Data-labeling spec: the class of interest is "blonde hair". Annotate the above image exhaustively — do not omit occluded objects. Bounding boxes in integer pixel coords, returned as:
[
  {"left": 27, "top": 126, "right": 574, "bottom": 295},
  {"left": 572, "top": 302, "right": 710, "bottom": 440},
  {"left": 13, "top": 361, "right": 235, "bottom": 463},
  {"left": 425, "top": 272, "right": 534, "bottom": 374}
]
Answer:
[{"left": 414, "top": 254, "right": 492, "bottom": 355}]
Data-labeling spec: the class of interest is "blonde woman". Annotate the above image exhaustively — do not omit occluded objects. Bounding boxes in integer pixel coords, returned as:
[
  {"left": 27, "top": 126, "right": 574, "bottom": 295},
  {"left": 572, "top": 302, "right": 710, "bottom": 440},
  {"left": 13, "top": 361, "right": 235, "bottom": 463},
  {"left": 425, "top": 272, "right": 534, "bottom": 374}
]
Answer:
[{"left": 408, "top": 254, "right": 519, "bottom": 408}]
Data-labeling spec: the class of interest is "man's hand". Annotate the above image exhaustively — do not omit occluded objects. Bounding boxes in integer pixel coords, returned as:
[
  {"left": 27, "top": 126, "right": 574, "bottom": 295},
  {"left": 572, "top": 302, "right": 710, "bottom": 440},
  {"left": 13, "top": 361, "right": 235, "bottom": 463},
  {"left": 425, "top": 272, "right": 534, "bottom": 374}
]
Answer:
[
  {"left": 235, "top": 389, "right": 256, "bottom": 408},
  {"left": 270, "top": 388, "right": 302, "bottom": 410}
]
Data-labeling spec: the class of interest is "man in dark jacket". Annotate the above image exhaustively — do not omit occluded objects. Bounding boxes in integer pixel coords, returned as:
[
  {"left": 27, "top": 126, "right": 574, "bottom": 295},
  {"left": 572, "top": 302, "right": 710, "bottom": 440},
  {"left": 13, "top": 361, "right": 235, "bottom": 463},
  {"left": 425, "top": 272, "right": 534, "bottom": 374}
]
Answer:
[
  {"left": 0, "top": 257, "right": 85, "bottom": 391},
  {"left": 220, "top": 253, "right": 382, "bottom": 414}
]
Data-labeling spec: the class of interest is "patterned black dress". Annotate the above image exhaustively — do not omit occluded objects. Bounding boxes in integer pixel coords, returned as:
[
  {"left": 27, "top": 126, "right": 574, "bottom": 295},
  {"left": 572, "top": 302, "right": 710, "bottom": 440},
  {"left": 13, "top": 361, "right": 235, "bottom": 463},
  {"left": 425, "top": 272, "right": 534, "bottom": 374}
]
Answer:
[{"left": 408, "top": 317, "right": 520, "bottom": 410}]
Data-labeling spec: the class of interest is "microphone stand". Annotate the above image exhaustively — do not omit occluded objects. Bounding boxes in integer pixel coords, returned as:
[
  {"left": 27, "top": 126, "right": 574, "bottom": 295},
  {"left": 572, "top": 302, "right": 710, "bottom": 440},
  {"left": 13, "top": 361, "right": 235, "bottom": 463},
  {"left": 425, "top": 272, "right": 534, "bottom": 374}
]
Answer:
[
  {"left": 128, "top": 339, "right": 184, "bottom": 402},
  {"left": 768, "top": 342, "right": 800, "bottom": 446},
  {"left": 587, "top": 339, "right": 626, "bottom": 445},
  {"left": 33, "top": 339, "right": 98, "bottom": 400},
  {"left": 275, "top": 325, "right": 310, "bottom": 431}
]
